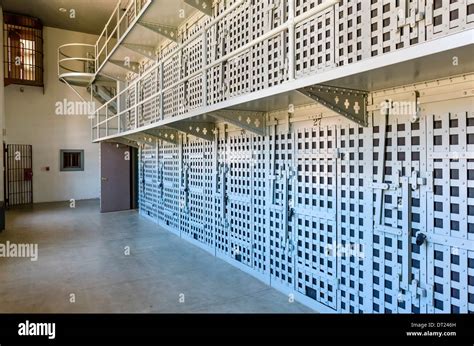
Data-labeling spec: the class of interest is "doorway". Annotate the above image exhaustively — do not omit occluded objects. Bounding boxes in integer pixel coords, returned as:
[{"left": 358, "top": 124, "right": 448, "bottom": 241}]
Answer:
[
  {"left": 4, "top": 144, "right": 33, "bottom": 207},
  {"left": 100, "top": 142, "right": 138, "bottom": 213}
]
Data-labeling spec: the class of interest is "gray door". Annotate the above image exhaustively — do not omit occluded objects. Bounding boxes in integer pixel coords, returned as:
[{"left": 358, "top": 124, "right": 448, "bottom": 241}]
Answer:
[{"left": 100, "top": 142, "right": 131, "bottom": 213}]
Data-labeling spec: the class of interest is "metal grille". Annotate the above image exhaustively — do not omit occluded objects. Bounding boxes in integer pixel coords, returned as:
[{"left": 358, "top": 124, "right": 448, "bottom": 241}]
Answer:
[
  {"left": 135, "top": 76, "right": 474, "bottom": 313},
  {"left": 3, "top": 13, "right": 43, "bottom": 87},
  {"left": 226, "top": 135, "right": 253, "bottom": 267},
  {"left": 426, "top": 102, "right": 474, "bottom": 313},
  {"left": 269, "top": 131, "right": 296, "bottom": 288},
  {"left": 294, "top": 122, "right": 338, "bottom": 309},
  {"left": 102, "top": 0, "right": 474, "bottom": 312},
  {"left": 252, "top": 134, "right": 268, "bottom": 275},
  {"left": 139, "top": 68, "right": 159, "bottom": 126},
  {"left": 215, "top": 135, "right": 229, "bottom": 255},
  {"left": 126, "top": 86, "right": 137, "bottom": 130},
  {"left": 91, "top": 0, "right": 474, "bottom": 141},
  {"left": 162, "top": 55, "right": 182, "bottom": 118},
  {"left": 336, "top": 120, "right": 372, "bottom": 313},
  {"left": 181, "top": 138, "right": 214, "bottom": 247},
  {"left": 139, "top": 141, "right": 158, "bottom": 219},
  {"left": 5, "top": 144, "right": 33, "bottom": 207},
  {"left": 334, "top": 1, "right": 368, "bottom": 67},
  {"left": 295, "top": 0, "right": 335, "bottom": 76},
  {"left": 158, "top": 141, "right": 180, "bottom": 231}
]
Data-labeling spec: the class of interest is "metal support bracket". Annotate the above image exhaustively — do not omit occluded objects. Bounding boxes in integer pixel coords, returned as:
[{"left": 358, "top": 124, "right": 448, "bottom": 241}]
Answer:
[
  {"left": 211, "top": 110, "right": 266, "bottom": 136},
  {"left": 165, "top": 122, "right": 216, "bottom": 141},
  {"left": 298, "top": 84, "right": 369, "bottom": 127},
  {"left": 138, "top": 21, "right": 179, "bottom": 42},
  {"left": 105, "top": 137, "right": 139, "bottom": 148},
  {"left": 184, "top": 0, "right": 213, "bottom": 16},
  {"left": 97, "top": 73, "right": 127, "bottom": 83},
  {"left": 143, "top": 128, "right": 179, "bottom": 145},
  {"left": 59, "top": 77, "right": 89, "bottom": 103},
  {"left": 123, "top": 133, "right": 155, "bottom": 146},
  {"left": 109, "top": 60, "right": 140, "bottom": 74},
  {"left": 122, "top": 43, "right": 156, "bottom": 59}
]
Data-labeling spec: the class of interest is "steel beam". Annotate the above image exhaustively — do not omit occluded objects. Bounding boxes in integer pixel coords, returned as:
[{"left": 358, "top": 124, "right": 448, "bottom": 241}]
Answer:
[
  {"left": 184, "top": 0, "right": 213, "bottom": 16},
  {"left": 137, "top": 21, "right": 178, "bottom": 42},
  {"left": 211, "top": 109, "right": 266, "bottom": 136},
  {"left": 298, "top": 85, "right": 368, "bottom": 127},
  {"left": 165, "top": 122, "right": 216, "bottom": 141}
]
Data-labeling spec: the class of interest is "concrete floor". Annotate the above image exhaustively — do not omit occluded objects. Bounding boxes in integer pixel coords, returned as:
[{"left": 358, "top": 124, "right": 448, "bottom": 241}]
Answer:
[{"left": 0, "top": 200, "right": 312, "bottom": 313}]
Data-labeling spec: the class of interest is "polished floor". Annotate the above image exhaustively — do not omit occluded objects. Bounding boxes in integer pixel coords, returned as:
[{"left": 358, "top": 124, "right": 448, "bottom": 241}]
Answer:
[{"left": 0, "top": 200, "right": 312, "bottom": 313}]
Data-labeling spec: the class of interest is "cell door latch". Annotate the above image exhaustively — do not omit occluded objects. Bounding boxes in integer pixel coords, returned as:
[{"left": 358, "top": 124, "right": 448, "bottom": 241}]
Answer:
[
  {"left": 410, "top": 279, "right": 427, "bottom": 300},
  {"left": 410, "top": 170, "right": 427, "bottom": 190},
  {"left": 335, "top": 148, "right": 345, "bottom": 160}
]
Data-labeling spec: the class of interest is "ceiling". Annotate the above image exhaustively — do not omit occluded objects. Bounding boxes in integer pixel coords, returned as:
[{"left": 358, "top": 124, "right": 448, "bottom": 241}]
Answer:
[{"left": 0, "top": 0, "right": 124, "bottom": 35}]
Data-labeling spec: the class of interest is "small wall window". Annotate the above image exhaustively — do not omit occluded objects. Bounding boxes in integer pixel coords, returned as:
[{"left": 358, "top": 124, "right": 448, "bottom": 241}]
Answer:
[{"left": 60, "top": 150, "right": 84, "bottom": 172}]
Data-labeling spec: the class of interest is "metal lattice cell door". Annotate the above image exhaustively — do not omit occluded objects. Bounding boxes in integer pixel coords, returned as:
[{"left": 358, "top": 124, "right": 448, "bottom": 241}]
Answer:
[
  {"left": 371, "top": 101, "right": 429, "bottom": 313},
  {"left": 294, "top": 124, "right": 339, "bottom": 310},
  {"left": 425, "top": 100, "right": 474, "bottom": 314},
  {"left": 5, "top": 144, "right": 33, "bottom": 207},
  {"left": 220, "top": 134, "right": 254, "bottom": 268}
]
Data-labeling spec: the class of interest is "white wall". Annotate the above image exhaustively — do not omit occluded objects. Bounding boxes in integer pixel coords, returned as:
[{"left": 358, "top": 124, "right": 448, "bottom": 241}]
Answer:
[{"left": 5, "top": 27, "right": 100, "bottom": 203}]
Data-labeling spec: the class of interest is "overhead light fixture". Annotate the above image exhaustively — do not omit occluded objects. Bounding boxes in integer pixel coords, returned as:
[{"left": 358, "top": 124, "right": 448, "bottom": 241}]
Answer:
[{"left": 59, "top": 8, "right": 67, "bottom": 13}]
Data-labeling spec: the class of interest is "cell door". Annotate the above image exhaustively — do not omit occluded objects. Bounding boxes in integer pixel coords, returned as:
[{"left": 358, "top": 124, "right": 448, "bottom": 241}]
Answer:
[
  {"left": 268, "top": 131, "right": 297, "bottom": 290},
  {"left": 180, "top": 138, "right": 214, "bottom": 248},
  {"left": 293, "top": 124, "right": 338, "bottom": 310},
  {"left": 5, "top": 144, "right": 33, "bottom": 207},
  {"left": 219, "top": 134, "right": 254, "bottom": 268},
  {"left": 157, "top": 141, "right": 180, "bottom": 232},
  {"left": 371, "top": 102, "right": 429, "bottom": 313},
  {"left": 214, "top": 131, "right": 269, "bottom": 279},
  {"left": 337, "top": 120, "right": 374, "bottom": 313},
  {"left": 138, "top": 141, "right": 157, "bottom": 219},
  {"left": 425, "top": 100, "right": 474, "bottom": 314}
]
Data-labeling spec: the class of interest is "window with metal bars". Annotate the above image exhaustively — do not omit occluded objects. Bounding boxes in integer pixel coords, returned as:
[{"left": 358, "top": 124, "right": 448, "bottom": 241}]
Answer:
[
  {"left": 60, "top": 150, "right": 84, "bottom": 172},
  {"left": 3, "top": 12, "right": 43, "bottom": 87}
]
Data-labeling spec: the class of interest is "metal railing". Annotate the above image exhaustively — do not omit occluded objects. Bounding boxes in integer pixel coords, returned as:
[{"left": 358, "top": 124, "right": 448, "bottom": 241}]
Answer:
[
  {"left": 96, "top": 0, "right": 149, "bottom": 71},
  {"left": 58, "top": 43, "right": 96, "bottom": 78},
  {"left": 58, "top": 0, "right": 150, "bottom": 83},
  {"left": 55, "top": 0, "right": 472, "bottom": 141},
  {"left": 92, "top": 0, "right": 340, "bottom": 140}
]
